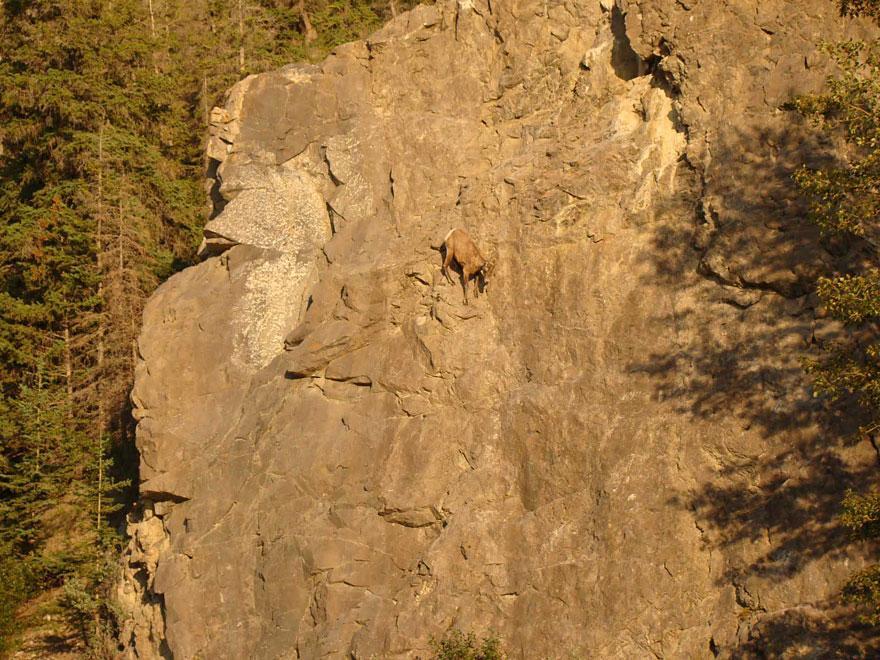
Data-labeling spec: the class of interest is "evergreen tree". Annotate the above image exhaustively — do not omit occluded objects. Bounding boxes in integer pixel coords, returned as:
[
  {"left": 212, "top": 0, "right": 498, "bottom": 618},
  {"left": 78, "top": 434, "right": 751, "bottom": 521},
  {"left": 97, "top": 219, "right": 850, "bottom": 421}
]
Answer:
[{"left": 0, "top": 0, "right": 423, "bottom": 651}]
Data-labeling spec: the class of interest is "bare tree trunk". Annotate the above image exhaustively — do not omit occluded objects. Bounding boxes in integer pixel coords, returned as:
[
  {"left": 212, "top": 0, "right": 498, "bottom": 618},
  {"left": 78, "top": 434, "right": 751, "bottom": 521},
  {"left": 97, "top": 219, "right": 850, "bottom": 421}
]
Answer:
[
  {"left": 147, "top": 0, "right": 159, "bottom": 74},
  {"left": 96, "top": 125, "right": 106, "bottom": 540},
  {"left": 147, "top": 0, "right": 156, "bottom": 38},
  {"left": 118, "top": 199, "right": 124, "bottom": 277},
  {"left": 63, "top": 322, "right": 73, "bottom": 419},
  {"left": 203, "top": 76, "right": 209, "bottom": 126},
  {"left": 35, "top": 367, "right": 42, "bottom": 468},
  {"left": 299, "top": 0, "right": 317, "bottom": 43},
  {"left": 97, "top": 448, "right": 103, "bottom": 534},
  {"left": 203, "top": 76, "right": 211, "bottom": 173},
  {"left": 120, "top": 214, "right": 137, "bottom": 373},
  {"left": 238, "top": 0, "right": 246, "bottom": 73}
]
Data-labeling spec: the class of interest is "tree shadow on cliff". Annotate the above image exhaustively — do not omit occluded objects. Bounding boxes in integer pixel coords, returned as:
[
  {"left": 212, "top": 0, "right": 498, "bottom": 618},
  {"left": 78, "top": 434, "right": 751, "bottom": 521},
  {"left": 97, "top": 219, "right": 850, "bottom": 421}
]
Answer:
[
  {"left": 629, "top": 115, "right": 880, "bottom": 653},
  {"left": 729, "top": 604, "right": 880, "bottom": 658},
  {"left": 634, "top": 116, "right": 852, "bottom": 438},
  {"left": 647, "top": 115, "right": 839, "bottom": 295}
]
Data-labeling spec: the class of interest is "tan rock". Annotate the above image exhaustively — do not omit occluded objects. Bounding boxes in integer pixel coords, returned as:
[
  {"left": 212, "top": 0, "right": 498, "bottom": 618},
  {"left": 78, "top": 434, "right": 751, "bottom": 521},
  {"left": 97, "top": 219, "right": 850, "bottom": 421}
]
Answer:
[{"left": 120, "top": 1, "right": 879, "bottom": 658}]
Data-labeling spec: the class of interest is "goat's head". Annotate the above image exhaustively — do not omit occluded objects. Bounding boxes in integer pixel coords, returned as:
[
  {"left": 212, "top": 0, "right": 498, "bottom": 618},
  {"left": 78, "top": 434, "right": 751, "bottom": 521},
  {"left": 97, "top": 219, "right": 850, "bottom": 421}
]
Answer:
[{"left": 478, "top": 260, "right": 495, "bottom": 291}]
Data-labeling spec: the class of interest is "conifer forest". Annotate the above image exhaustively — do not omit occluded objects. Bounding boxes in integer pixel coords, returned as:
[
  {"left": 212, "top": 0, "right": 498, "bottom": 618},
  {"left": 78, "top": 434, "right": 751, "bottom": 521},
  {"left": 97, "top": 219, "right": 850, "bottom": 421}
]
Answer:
[
  {"left": 2, "top": 0, "right": 880, "bottom": 656},
  {"left": 0, "top": 1, "right": 418, "bottom": 653}
]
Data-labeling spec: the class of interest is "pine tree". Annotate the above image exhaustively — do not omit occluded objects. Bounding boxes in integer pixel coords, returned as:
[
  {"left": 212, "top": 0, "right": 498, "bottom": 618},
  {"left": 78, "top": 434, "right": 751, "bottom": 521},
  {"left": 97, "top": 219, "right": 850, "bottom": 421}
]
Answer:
[
  {"left": 0, "top": 0, "right": 425, "bottom": 651},
  {"left": 0, "top": 0, "right": 194, "bottom": 648}
]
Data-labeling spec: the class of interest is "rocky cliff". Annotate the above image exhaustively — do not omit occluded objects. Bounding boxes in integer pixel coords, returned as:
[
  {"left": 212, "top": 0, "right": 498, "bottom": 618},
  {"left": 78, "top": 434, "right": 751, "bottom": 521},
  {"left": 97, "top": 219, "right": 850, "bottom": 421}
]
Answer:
[{"left": 118, "top": 1, "right": 879, "bottom": 657}]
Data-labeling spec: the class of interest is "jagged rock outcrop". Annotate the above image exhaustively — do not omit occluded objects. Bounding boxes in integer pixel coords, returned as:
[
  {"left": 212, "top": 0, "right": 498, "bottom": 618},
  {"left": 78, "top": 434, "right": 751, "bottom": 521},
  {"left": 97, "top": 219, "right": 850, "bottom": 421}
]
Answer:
[{"left": 119, "top": 1, "right": 879, "bottom": 657}]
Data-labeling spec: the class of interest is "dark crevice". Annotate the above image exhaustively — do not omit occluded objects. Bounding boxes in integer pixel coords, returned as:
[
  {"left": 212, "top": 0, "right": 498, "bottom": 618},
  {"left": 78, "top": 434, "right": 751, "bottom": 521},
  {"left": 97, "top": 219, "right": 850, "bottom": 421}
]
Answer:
[
  {"left": 139, "top": 491, "right": 191, "bottom": 505},
  {"left": 696, "top": 255, "right": 813, "bottom": 299},
  {"left": 322, "top": 144, "right": 344, "bottom": 187},
  {"left": 327, "top": 202, "right": 338, "bottom": 234},
  {"left": 644, "top": 53, "right": 662, "bottom": 74},
  {"left": 199, "top": 228, "right": 240, "bottom": 259},
  {"left": 324, "top": 375, "right": 372, "bottom": 386},
  {"left": 610, "top": 5, "right": 645, "bottom": 81},
  {"left": 207, "top": 157, "right": 227, "bottom": 220},
  {"left": 869, "top": 433, "right": 880, "bottom": 466},
  {"left": 652, "top": 58, "right": 682, "bottom": 97},
  {"left": 157, "top": 600, "right": 173, "bottom": 660}
]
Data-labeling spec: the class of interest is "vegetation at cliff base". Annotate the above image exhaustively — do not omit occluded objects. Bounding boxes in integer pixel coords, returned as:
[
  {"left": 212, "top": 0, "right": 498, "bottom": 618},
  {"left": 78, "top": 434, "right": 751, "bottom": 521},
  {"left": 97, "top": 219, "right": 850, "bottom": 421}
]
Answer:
[
  {"left": 0, "top": 0, "right": 418, "bottom": 653},
  {"left": 795, "top": 0, "right": 880, "bottom": 627},
  {"left": 430, "top": 630, "right": 505, "bottom": 660}
]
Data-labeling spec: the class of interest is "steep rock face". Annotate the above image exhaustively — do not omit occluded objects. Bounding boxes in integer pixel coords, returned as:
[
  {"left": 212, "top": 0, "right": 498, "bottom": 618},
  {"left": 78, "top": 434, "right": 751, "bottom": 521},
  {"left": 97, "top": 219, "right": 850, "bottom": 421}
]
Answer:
[{"left": 120, "top": 1, "right": 877, "bottom": 657}]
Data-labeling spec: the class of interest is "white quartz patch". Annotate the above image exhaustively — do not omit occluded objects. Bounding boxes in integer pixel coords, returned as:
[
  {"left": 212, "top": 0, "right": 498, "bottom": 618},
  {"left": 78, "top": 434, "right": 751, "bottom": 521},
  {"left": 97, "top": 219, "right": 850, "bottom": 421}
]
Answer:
[{"left": 205, "top": 162, "right": 331, "bottom": 370}]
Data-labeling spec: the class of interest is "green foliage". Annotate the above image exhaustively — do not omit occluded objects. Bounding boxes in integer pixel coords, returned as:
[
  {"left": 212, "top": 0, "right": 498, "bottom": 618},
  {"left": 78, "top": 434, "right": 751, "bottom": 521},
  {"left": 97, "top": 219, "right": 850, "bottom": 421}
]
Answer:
[
  {"left": 840, "top": 490, "right": 880, "bottom": 623},
  {"left": 845, "top": 565, "right": 880, "bottom": 625},
  {"left": 430, "top": 630, "right": 506, "bottom": 660},
  {"left": 796, "top": 28, "right": 880, "bottom": 435},
  {"left": 310, "top": 1, "right": 384, "bottom": 51},
  {"left": 842, "top": 489, "right": 880, "bottom": 539},
  {"left": 804, "top": 265, "right": 880, "bottom": 418},
  {"left": 0, "top": 1, "right": 170, "bottom": 647},
  {"left": 61, "top": 565, "right": 121, "bottom": 653},
  {"left": 840, "top": 0, "right": 880, "bottom": 21},
  {"left": 796, "top": 0, "right": 880, "bottom": 627},
  {"left": 0, "top": 0, "right": 419, "bottom": 653},
  {"left": 0, "top": 549, "right": 30, "bottom": 653},
  {"left": 793, "top": 40, "right": 880, "bottom": 238},
  {"left": 817, "top": 270, "right": 880, "bottom": 323}
]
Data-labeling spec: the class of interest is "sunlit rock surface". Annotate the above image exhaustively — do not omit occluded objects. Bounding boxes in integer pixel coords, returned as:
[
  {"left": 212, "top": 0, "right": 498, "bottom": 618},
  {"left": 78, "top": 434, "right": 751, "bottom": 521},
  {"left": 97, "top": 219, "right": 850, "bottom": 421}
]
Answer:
[{"left": 119, "top": 1, "right": 878, "bottom": 657}]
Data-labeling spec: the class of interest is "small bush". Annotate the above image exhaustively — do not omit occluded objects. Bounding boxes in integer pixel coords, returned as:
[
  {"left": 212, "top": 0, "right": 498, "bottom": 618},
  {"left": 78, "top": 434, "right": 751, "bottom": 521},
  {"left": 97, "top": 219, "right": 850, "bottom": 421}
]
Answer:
[{"left": 430, "top": 629, "right": 505, "bottom": 660}]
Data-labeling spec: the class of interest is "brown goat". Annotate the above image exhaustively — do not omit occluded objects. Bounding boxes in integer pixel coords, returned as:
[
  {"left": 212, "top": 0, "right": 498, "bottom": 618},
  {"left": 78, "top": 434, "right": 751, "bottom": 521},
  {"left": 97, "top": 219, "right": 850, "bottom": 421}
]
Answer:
[{"left": 441, "top": 228, "right": 492, "bottom": 304}]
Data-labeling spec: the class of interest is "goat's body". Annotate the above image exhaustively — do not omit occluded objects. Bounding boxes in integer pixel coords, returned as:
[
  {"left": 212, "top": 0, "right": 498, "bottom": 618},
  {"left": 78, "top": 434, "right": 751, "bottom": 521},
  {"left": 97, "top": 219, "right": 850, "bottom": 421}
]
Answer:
[{"left": 441, "top": 228, "right": 489, "bottom": 304}]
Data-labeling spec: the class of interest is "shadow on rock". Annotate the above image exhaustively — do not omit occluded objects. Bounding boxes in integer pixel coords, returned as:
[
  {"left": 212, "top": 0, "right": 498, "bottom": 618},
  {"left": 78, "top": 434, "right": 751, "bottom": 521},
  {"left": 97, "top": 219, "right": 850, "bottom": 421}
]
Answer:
[
  {"left": 631, "top": 115, "right": 880, "bottom": 653},
  {"left": 730, "top": 605, "right": 880, "bottom": 659}
]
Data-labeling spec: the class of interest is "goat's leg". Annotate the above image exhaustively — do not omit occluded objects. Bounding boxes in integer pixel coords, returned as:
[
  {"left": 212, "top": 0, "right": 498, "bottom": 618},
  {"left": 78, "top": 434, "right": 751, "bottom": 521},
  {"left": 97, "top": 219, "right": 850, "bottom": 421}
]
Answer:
[
  {"left": 460, "top": 269, "right": 469, "bottom": 305},
  {"left": 442, "top": 250, "right": 455, "bottom": 284}
]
